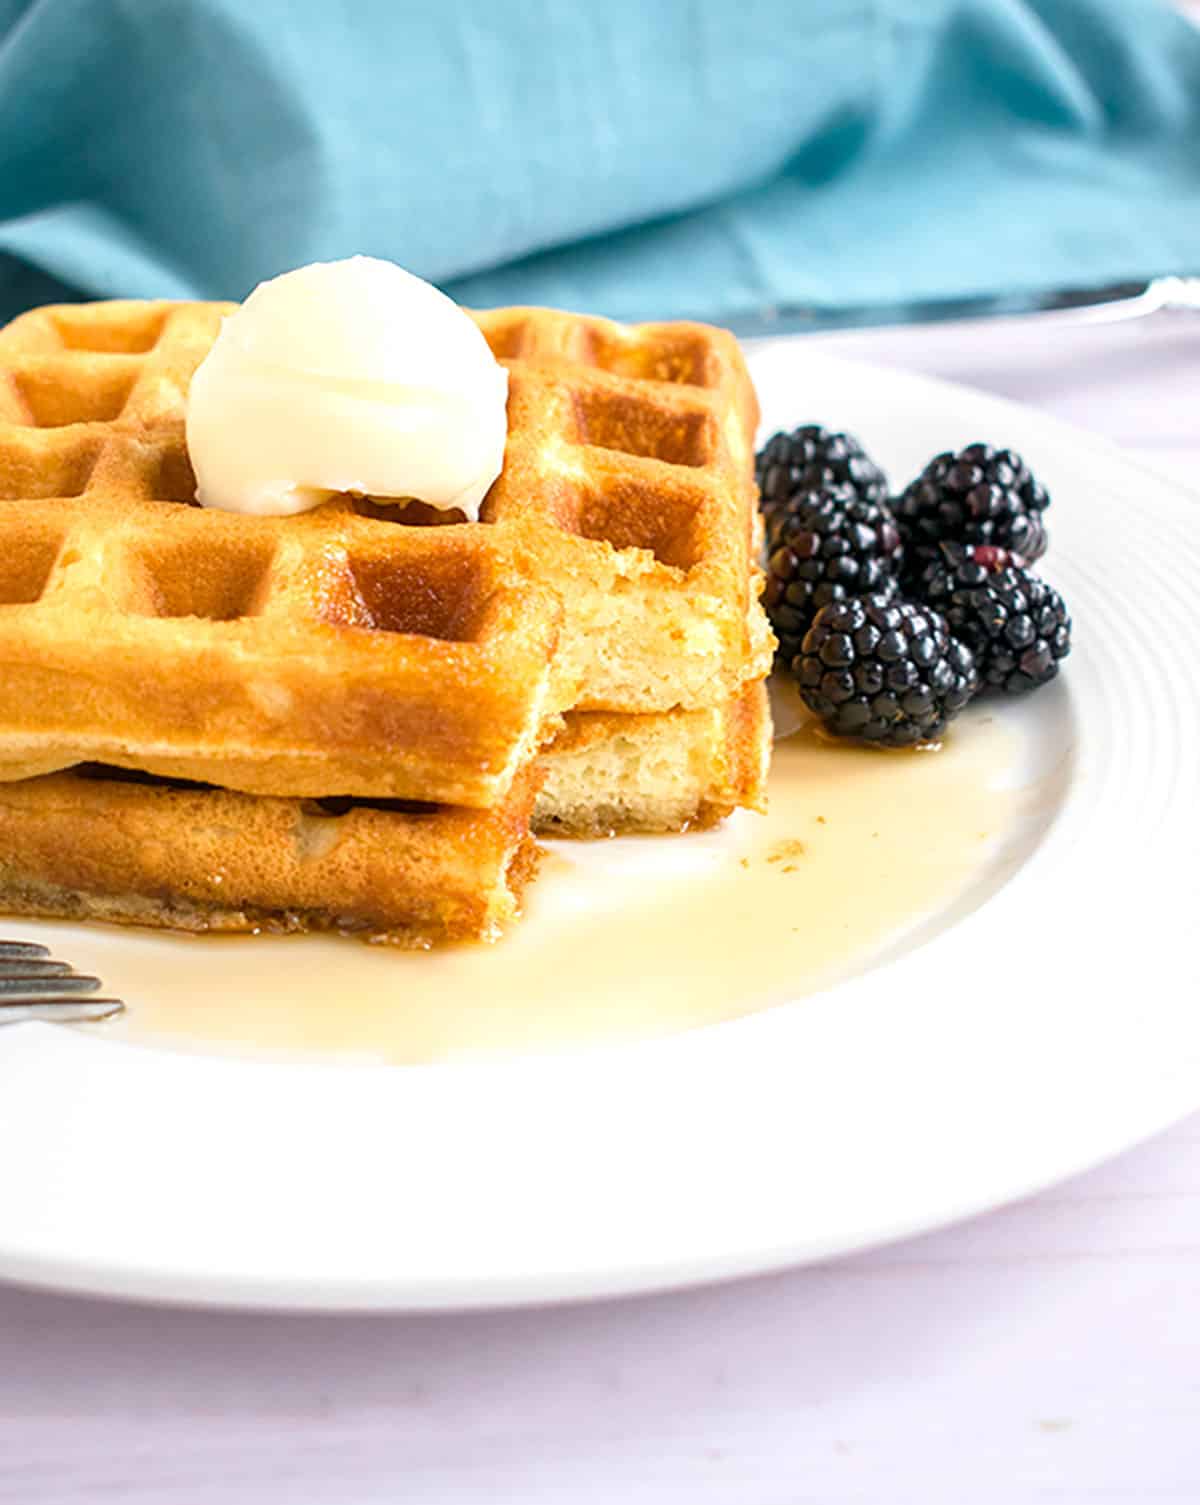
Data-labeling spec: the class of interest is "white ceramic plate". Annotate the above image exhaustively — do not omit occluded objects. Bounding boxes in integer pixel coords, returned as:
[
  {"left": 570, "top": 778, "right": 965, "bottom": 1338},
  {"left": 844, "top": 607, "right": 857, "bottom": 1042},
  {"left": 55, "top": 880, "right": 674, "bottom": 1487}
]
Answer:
[{"left": 0, "top": 344, "right": 1196, "bottom": 1311}]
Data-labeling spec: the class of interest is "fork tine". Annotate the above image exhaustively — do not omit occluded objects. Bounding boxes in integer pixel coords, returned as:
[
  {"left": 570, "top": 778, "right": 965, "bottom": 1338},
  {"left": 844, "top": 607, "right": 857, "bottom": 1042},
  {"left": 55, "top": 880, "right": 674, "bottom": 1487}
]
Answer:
[
  {"left": 0, "top": 942, "right": 123, "bottom": 1025},
  {"left": 0, "top": 998, "right": 124, "bottom": 1024},
  {"left": 0, "top": 974, "right": 101, "bottom": 998},
  {"left": 0, "top": 959, "right": 74, "bottom": 978}
]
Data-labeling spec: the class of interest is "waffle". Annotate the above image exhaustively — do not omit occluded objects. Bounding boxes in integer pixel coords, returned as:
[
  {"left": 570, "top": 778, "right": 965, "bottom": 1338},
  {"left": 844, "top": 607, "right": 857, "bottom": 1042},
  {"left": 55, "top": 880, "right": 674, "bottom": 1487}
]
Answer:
[
  {"left": 0, "top": 764, "right": 542, "bottom": 947},
  {"left": 474, "top": 306, "right": 770, "bottom": 712},
  {"left": 0, "top": 689, "right": 768, "bottom": 945},
  {"left": 535, "top": 680, "right": 769, "bottom": 837},
  {"left": 0, "top": 300, "right": 770, "bottom": 805}
]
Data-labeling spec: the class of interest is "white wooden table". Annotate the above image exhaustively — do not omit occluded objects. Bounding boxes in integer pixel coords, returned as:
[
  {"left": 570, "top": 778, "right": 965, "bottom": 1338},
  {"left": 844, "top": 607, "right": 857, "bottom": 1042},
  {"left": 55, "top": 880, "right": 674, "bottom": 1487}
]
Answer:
[{"left": 2, "top": 307, "right": 1199, "bottom": 1500}]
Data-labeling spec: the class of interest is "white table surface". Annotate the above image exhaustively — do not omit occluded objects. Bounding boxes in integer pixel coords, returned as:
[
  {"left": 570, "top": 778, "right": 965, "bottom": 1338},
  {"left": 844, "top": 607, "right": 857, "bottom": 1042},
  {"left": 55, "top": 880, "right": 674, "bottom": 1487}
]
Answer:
[{"left": 2, "top": 307, "right": 1199, "bottom": 1499}]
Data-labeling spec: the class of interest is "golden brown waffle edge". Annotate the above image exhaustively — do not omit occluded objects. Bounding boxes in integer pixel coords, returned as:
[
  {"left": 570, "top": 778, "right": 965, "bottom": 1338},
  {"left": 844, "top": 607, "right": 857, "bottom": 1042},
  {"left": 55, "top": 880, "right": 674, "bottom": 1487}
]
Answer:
[{"left": 0, "top": 688, "right": 770, "bottom": 945}]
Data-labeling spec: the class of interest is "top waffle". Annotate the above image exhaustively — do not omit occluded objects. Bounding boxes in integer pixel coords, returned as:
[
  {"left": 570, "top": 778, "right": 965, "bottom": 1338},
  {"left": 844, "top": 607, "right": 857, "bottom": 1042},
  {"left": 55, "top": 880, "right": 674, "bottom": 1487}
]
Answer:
[{"left": 0, "top": 299, "right": 770, "bottom": 805}]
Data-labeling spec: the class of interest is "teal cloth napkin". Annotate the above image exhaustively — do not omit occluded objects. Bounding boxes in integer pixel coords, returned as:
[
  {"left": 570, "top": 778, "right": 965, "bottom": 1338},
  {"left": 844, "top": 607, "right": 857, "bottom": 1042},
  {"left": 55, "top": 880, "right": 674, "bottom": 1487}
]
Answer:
[{"left": 0, "top": 0, "right": 1197, "bottom": 324}]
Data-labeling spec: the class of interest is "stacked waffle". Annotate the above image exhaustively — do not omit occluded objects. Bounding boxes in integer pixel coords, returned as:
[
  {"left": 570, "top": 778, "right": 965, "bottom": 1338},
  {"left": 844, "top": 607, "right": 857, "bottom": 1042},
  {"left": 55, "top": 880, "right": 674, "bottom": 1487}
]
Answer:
[{"left": 0, "top": 298, "right": 772, "bottom": 945}]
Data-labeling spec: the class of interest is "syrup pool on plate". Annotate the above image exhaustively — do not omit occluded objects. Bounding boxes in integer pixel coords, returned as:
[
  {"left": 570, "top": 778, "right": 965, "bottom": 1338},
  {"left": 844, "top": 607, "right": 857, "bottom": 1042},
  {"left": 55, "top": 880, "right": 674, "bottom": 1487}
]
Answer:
[{"left": 101, "top": 683, "right": 1044, "bottom": 1066}]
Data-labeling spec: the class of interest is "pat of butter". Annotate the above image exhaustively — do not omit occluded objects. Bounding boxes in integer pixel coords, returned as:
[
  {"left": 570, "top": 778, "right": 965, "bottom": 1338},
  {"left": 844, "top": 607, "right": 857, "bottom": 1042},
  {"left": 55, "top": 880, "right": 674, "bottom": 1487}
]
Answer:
[{"left": 186, "top": 257, "right": 508, "bottom": 519}]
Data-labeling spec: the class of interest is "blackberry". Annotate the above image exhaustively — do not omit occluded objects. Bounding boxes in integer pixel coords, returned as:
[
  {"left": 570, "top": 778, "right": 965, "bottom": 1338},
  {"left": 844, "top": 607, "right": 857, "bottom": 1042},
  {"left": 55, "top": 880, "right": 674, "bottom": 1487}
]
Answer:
[
  {"left": 895, "top": 443, "right": 1050, "bottom": 584},
  {"left": 917, "top": 544, "right": 1071, "bottom": 695},
  {"left": 756, "top": 425, "right": 889, "bottom": 539},
  {"left": 794, "top": 594, "right": 979, "bottom": 747},
  {"left": 762, "top": 482, "right": 903, "bottom": 663}
]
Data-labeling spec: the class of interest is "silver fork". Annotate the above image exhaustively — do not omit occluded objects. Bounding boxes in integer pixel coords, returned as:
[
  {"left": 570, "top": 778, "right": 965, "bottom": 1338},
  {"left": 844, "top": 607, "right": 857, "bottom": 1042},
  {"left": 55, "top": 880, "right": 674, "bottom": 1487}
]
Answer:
[{"left": 0, "top": 940, "right": 124, "bottom": 1025}]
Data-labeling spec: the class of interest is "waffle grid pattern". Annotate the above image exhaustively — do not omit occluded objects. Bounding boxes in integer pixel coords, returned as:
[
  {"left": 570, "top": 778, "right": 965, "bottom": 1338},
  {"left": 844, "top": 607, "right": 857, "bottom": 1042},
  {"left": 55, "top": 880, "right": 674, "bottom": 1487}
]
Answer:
[
  {"left": 477, "top": 306, "right": 755, "bottom": 575},
  {"left": 0, "top": 301, "right": 757, "bottom": 602},
  {"left": 0, "top": 299, "right": 767, "bottom": 804}
]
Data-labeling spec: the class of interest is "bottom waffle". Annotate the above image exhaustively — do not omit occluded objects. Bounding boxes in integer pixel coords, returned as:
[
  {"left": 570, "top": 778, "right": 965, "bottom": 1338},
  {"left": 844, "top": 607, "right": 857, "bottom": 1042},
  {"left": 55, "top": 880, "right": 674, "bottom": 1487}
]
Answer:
[
  {"left": 0, "top": 765, "right": 541, "bottom": 949},
  {"left": 0, "top": 687, "right": 771, "bottom": 947}
]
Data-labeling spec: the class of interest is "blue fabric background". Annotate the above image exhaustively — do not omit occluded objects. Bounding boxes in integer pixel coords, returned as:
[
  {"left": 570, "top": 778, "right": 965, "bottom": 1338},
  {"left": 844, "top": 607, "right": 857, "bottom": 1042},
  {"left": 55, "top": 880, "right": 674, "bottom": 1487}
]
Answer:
[{"left": 0, "top": 0, "right": 1196, "bottom": 322}]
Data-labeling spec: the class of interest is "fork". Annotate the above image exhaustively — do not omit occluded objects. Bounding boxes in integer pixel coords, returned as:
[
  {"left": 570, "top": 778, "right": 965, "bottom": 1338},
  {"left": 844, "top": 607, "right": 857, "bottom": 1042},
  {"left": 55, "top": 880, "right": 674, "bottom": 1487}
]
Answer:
[{"left": 0, "top": 940, "right": 124, "bottom": 1025}]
